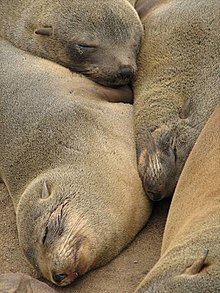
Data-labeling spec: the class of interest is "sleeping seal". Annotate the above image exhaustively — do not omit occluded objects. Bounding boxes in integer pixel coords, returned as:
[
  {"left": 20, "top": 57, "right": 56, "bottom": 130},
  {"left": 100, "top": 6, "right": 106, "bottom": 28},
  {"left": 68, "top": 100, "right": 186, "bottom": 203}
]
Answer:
[
  {"left": 133, "top": 0, "right": 220, "bottom": 200},
  {"left": 135, "top": 103, "right": 220, "bottom": 293},
  {"left": 0, "top": 0, "right": 143, "bottom": 87},
  {"left": 0, "top": 38, "right": 151, "bottom": 286}
]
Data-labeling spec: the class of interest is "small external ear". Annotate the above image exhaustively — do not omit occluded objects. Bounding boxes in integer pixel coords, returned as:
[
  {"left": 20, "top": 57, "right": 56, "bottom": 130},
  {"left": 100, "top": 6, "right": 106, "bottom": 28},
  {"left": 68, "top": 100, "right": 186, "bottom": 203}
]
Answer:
[
  {"left": 185, "top": 248, "right": 209, "bottom": 275},
  {"left": 34, "top": 26, "right": 53, "bottom": 36},
  {"left": 41, "top": 180, "right": 50, "bottom": 198}
]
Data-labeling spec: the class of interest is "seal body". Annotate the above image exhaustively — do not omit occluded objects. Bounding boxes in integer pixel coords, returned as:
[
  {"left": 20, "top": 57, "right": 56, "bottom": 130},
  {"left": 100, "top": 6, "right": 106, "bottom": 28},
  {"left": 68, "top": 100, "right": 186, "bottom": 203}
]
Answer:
[
  {"left": 134, "top": 0, "right": 220, "bottom": 200},
  {"left": 0, "top": 39, "right": 151, "bottom": 286},
  {"left": 0, "top": 0, "right": 143, "bottom": 87},
  {"left": 135, "top": 103, "right": 220, "bottom": 292}
]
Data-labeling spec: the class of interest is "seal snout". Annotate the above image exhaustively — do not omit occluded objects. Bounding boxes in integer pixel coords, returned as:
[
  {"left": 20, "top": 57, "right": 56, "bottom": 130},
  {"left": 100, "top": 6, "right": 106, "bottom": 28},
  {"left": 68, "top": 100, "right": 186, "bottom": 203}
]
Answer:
[
  {"left": 137, "top": 127, "right": 177, "bottom": 201},
  {"left": 52, "top": 272, "right": 67, "bottom": 284},
  {"left": 95, "top": 64, "right": 135, "bottom": 87},
  {"left": 118, "top": 65, "right": 134, "bottom": 83},
  {"left": 52, "top": 271, "right": 78, "bottom": 286},
  {"left": 147, "top": 192, "right": 163, "bottom": 202}
]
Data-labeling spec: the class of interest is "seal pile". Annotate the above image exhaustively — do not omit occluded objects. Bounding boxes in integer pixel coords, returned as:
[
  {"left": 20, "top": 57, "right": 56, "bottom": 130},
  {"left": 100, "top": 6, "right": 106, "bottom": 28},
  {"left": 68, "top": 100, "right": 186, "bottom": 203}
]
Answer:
[
  {"left": 0, "top": 0, "right": 220, "bottom": 292},
  {"left": 0, "top": 0, "right": 151, "bottom": 289}
]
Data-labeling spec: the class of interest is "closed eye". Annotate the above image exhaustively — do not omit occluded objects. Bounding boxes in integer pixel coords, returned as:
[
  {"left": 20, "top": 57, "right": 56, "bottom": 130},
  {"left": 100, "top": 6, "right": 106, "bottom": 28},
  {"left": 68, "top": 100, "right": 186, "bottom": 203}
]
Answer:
[
  {"left": 41, "top": 203, "right": 67, "bottom": 245},
  {"left": 76, "top": 44, "right": 97, "bottom": 51}
]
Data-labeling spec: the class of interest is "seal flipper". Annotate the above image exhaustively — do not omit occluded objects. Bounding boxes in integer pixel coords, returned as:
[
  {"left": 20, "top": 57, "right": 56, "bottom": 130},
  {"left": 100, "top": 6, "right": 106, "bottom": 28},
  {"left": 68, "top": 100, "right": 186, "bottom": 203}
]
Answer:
[{"left": 184, "top": 248, "right": 210, "bottom": 275}]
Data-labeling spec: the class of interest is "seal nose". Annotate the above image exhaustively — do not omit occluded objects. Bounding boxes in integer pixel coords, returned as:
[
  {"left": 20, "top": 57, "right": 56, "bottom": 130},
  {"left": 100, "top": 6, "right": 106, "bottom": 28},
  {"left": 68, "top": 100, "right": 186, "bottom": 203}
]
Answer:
[
  {"left": 119, "top": 66, "right": 134, "bottom": 81},
  {"left": 52, "top": 272, "right": 67, "bottom": 284},
  {"left": 147, "top": 192, "right": 163, "bottom": 201}
]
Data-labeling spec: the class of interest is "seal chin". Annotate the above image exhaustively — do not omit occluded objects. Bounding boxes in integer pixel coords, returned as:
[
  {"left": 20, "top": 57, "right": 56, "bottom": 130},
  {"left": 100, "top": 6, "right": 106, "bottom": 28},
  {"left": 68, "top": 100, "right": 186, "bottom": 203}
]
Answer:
[{"left": 95, "top": 77, "right": 132, "bottom": 88}]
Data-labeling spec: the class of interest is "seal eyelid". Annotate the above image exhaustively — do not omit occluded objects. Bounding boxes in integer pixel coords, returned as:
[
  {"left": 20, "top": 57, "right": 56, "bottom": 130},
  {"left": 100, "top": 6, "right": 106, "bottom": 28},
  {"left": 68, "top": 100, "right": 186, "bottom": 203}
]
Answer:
[
  {"left": 42, "top": 204, "right": 66, "bottom": 245},
  {"left": 76, "top": 43, "right": 97, "bottom": 50}
]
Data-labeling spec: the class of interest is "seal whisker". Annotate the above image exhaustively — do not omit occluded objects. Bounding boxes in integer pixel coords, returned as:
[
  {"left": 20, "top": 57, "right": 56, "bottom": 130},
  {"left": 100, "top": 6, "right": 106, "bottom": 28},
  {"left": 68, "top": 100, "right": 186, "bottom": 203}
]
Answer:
[{"left": 58, "top": 214, "right": 88, "bottom": 259}]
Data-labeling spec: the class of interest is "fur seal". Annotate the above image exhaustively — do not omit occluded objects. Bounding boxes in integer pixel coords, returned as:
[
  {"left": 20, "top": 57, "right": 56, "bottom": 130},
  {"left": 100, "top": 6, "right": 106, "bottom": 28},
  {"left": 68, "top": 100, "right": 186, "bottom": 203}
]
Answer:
[
  {"left": 133, "top": 0, "right": 220, "bottom": 200},
  {"left": 135, "top": 103, "right": 220, "bottom": 292},
  {"left": 0, "top": 38, "right": 151, "bottom": 286},
  {"left": 0, "top": 0, "right": 143, "bottom": 87}
]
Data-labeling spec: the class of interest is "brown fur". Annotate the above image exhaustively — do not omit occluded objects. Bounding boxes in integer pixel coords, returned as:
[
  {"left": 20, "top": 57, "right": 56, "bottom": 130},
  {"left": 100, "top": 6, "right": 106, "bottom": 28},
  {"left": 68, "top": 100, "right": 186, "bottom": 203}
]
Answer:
[
  {"left": 0, "top": 39, "right": 151, "bottom": 286},
  {"left": 136, "top": 103, "right": 220, "bottom": 292},
  {"left": 0, "top": 0, "right": 143, "bottom": 87},
  {"left": 134, "top": 0, "right": 220, "bottom": 200}
]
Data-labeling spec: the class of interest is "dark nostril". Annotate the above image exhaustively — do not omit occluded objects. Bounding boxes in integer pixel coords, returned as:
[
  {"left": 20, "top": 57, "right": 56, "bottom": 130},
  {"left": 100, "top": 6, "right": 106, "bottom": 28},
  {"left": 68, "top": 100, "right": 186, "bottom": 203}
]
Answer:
[
  {"left": 119, "top": 66, "right": 134, "bottom": 80},
  {"left": 52, "top": 272, "right": 67, "bottom": 283}
]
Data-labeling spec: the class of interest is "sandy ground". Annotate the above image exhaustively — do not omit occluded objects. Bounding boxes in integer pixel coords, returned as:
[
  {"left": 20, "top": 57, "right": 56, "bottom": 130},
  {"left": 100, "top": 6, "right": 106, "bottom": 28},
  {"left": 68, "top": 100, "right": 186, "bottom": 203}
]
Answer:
[{"left": 0, "top": 182, "right": 171, "bottom": 293}]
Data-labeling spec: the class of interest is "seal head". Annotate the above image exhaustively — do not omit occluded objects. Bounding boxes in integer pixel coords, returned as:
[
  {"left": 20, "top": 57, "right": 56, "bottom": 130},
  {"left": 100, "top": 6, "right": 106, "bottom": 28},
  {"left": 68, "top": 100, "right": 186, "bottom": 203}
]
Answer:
[
  {"left": 17, "top": 180, "right": 96, "bottom": 286},
  {"left": 137, "top": 127, "right": 177, "bottom": 201},
  {"left": 1, "top": 0, "right": 143, "bottom": 86}
]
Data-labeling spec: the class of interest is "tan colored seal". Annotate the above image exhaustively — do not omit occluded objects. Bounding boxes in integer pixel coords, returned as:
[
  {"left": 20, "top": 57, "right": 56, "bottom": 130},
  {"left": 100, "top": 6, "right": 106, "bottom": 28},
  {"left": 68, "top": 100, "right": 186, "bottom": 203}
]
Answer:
[
  {"left": 0, "top": 0, "right": 142, "bottom": 87},
  {"left": 135, "top": 103, "right": 220, "bottom": 292},
  {"left": 133, "top": 0, "right": 220, "bottom": 200},
  {"left": 0, "top": 38, "right": 151, "bottom": 286}
]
